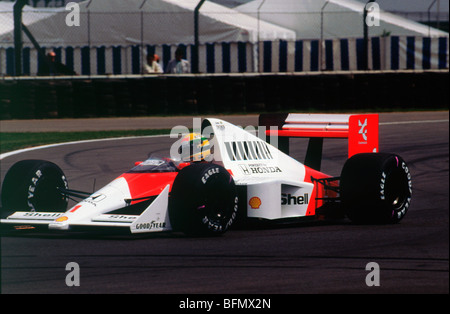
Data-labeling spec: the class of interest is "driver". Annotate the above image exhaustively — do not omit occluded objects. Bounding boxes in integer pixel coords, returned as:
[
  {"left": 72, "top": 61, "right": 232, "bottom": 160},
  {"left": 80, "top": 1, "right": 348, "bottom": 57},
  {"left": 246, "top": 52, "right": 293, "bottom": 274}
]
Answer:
[{"left": 179, "top": 133, "right": 211, "bottom": 162}]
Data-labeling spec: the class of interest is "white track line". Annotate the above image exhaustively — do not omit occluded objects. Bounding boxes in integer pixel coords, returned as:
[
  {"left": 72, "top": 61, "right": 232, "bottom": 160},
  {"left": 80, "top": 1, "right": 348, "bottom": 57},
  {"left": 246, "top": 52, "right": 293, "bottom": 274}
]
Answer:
[
  {"left": 380, "top": 119, "right": 449, "bottom": 125},
  {"left": 1, "top": 119, "right": 448, "bottom": 160},
  {"left": 0, "top": 134, "right": 170, "bottom": 160}
]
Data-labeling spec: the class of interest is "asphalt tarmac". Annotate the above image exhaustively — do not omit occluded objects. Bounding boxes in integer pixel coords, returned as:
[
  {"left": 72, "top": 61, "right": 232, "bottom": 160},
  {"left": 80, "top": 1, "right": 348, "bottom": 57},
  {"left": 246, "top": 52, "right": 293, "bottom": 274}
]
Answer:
[{"left": 0, "top": 112, "right": 448, "bottom": 294}]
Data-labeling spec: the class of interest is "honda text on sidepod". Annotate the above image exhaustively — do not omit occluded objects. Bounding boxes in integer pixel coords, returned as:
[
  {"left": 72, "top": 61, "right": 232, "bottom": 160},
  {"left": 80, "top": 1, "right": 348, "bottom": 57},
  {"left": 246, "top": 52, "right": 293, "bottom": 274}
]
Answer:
[{"left": 1, "top": 114, "right": 412, "bottom": 236}]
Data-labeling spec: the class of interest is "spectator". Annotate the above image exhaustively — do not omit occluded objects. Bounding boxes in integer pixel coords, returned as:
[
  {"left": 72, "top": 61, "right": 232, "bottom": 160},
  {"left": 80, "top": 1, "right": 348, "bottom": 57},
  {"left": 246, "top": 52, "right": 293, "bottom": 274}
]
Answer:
[
  {"left": 144, "top": 53, "right": 163, "bottom": 74},
  {"left": 38, "top": 51, "right": 76, "bottom": 76},
  {"left": 165, "top": 47, "right": 190, "bottom": 74}
]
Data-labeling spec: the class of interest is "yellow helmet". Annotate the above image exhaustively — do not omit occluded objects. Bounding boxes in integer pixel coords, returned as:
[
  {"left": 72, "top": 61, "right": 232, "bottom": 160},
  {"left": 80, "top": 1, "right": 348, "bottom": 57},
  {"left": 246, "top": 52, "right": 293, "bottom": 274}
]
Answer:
[{"left": 179, "top": 133, "right": 211, "bottom": 162}]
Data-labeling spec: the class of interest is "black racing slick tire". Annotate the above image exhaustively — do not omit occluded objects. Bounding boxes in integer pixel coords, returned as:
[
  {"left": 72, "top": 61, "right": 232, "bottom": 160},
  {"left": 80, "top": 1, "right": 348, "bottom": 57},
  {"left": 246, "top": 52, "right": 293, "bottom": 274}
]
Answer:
[
  {"left": 340, "top": 153, "right": 412, "bottom": 224},
  {"left": 1, "top": 160, "right": 68, "bottom": 218},
  {"left": 169, "top": 163, "right": 238, "bottom": 236}
]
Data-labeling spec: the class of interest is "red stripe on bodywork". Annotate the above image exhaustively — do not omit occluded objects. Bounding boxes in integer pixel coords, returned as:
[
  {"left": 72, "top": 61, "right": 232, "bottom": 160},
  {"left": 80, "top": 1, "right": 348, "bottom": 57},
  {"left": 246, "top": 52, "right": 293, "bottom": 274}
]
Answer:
[
  {"left": 119, "top": 172, "right": 178, "bottom": 203},
  {"left": 266, "top": 129, "right": 348, "bottom": 138},
  {"left": 69, "top": 205, "right": 82, "bottom": 213}
]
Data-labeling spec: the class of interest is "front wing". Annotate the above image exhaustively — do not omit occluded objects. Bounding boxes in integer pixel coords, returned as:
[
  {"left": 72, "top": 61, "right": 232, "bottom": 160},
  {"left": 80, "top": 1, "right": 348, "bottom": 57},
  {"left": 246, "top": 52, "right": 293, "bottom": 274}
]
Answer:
[{"left": 1, "top": 185, "right": 172, "bottom": 233}]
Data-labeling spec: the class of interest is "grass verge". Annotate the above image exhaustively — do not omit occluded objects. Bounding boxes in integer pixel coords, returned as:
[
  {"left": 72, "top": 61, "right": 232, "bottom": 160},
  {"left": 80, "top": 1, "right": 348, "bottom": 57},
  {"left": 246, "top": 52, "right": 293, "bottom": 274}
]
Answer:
[{"left": 0, "top": 129, "right": 173, "bottom": 154}]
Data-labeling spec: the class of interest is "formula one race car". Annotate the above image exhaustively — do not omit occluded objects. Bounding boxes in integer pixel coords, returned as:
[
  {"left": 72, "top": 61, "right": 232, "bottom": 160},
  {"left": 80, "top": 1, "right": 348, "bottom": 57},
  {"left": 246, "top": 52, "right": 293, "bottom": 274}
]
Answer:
[{"left": 0, "top": 113, "right": 412, "bottom": 236}]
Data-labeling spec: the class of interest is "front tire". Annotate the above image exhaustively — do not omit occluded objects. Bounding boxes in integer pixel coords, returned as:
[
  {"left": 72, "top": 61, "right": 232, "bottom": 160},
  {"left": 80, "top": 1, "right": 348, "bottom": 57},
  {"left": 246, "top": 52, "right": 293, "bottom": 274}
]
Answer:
[
  {"left": 169, "top": 163, "right": 238, "bottom": 236},
  {"left": 340, "top": 153, "right": 412, "bottom": 224},
  {"left": 1, "top": 160, "right": 68, "bottom": 218}
]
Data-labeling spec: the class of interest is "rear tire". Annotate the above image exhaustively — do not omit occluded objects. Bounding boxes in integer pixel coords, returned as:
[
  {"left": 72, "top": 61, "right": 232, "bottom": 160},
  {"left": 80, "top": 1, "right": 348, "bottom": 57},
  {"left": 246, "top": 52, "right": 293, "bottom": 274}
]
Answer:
[
  {"left": 169, "top": 163, "right": 238, "bottom": 236},
  {"left": 1, "top": 160, "right": 68, "bottom": 218},
  {"left": 340, "top": 153, "right": 412, "bottom": 224}
]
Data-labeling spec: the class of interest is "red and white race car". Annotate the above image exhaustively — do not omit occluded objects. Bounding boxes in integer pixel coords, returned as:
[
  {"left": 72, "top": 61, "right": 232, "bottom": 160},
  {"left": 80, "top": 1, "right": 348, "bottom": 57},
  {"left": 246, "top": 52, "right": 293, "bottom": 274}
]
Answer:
[{"left": 0, "top": 113, "right": 412, "bottom": 236}]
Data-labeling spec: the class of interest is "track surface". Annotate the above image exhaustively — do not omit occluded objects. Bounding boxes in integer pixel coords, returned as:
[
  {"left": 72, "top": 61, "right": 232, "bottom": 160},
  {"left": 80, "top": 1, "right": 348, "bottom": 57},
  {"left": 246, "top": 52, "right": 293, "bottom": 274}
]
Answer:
[{"left": 1, "top": 112, "right": 448, "bottom": 294}]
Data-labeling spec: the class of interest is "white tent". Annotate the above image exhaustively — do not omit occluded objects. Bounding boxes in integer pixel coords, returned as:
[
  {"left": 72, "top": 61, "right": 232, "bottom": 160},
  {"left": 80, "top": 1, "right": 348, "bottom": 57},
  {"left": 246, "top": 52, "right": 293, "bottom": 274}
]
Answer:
[
  {"left": 0, "top": 2, "right": 60, "bottom": 45},
  {"left": 0, "top": 0, "right": 447, "bottom": 74},
  {"left": 235, "top": 0, "right": 448, "bottom": 40},
  {"left": 0, "top": 0, "right": 296, "bottom": 48}
]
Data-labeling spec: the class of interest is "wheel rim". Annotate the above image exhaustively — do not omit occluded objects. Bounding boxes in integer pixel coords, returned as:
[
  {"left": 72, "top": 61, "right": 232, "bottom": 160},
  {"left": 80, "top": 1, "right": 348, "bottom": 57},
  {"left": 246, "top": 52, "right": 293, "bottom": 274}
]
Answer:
[
  {"left": 201, "top": 174, "right": 234, "bottom": 228},
  {"left": 385, "top": 167, "right": 409, "bottom": 213},
  {"left": 31, "top": 174, "right": 67, "bottom": 212}
]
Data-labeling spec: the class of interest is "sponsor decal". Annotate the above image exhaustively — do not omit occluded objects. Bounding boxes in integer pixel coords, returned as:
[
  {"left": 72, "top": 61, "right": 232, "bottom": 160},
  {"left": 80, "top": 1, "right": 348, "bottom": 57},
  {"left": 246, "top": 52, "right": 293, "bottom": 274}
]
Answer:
[
  {"left": 22, "top": 212, "right": 62, "bottom": 218},
  {"left": 82, "top": 194, "right": 106, "bottom": 207},
  {"left": 239, "top": 164, "right": 282, "bottom": 175},
  {"left": 201, "top": 167, "right": 220, "bottom": 184},
  {"left": 358, "top": 119, "right": 368, "bottom": 142},
  {"left": 380, "top": 172, "right": 386, "bottom": 200},
  {"left": 225, "top": 141, "right": 273, "bottom": 161},
  {"left": 215, "top": 121, "right": 226, "bottom": 131},
  {"left": 380, "top": 160, "right": 412, "bottom": 220},
  {"left": 249, "top": 197, "right": 262, "bottom": 209},
  {"left": 27, "top": 170, "right": 68, "bottom": 212},
  {"left": 134, "top": 221, "right": 166, "bottom": 230},
  {"left": 27, "top": 169, "right": 42, "bottom": 211},
  {"left": 281, "top": 193, "right": 309, "bottom": 206},
  {"left": 202, "top": 216, "right": 223, "bottom": 232},
  {"left": 55, "top": 216, "right": 68, "bottom": 222},
  {"left": 107, "top": 215, "right": 136, "bottom": 220},
  {"left": 402, "top": 161, "right": 413, "bottom": 195},
  {"left": 202, "top": 196, "right": 238, "bottom": 232}
]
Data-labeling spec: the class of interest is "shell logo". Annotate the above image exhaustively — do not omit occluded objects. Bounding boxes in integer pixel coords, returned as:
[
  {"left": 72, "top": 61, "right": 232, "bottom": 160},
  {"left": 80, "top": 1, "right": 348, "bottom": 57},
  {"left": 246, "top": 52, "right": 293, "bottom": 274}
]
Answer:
[
  {"left": 55, "top": 216, "right": 68, "bottom": 222},
  {"left": 249, "top": 197, "right": 262, "bottom": 209}
]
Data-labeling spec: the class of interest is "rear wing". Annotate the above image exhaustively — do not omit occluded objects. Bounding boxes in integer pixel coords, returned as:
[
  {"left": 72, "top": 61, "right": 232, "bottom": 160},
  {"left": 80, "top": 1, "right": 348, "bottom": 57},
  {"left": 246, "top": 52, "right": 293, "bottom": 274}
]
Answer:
[{"left": 259, "top": 113, "right": 379, "bottom": 171}]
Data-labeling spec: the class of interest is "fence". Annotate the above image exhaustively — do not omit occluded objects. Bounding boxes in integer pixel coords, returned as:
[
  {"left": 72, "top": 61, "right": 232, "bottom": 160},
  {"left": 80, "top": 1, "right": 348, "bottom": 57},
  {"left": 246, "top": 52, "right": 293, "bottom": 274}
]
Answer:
[
  {"left": 1, "top": 35, "right": 448, "bottom": 76},
  {"left": 0, "top": 6, "right": 448, "bottom": 76}
]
